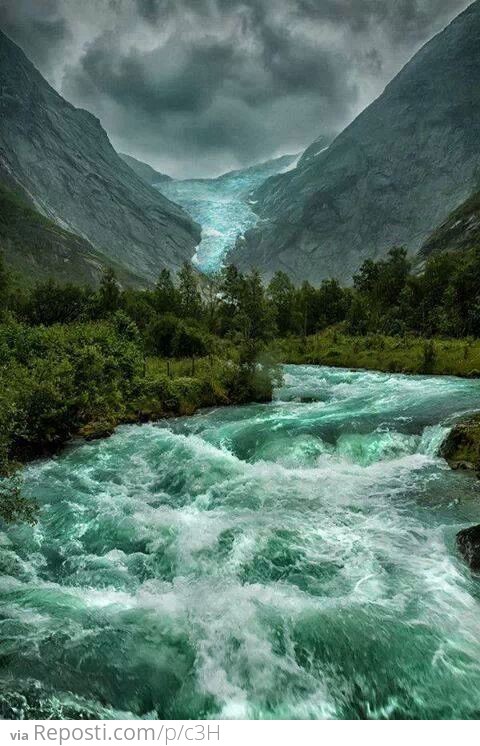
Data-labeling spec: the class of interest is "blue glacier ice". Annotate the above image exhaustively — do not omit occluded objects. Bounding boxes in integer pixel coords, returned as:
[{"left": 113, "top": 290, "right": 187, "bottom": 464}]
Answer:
[{"left": 156, "top": 154, "right": 298, "bottom": 274}]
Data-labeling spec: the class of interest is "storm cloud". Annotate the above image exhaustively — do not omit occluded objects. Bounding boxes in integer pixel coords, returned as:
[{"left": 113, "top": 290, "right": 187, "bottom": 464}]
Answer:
[{"left": 0, "top": 0, "right": 472, "bottom": 176}]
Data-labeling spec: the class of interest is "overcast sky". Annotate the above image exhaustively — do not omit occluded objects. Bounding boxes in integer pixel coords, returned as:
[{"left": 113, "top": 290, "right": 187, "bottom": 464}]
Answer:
[{"left": 0, "top": 0, "right": 472, "bottom": 177}]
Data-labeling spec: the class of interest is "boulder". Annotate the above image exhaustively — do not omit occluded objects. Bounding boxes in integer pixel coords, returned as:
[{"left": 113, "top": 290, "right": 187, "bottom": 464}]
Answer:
[
  {"left": 440, "top": 415, "right": 480, "bottom": 472},
  {"left": 79, "top": 420, "right": 116, "bottom": 442},
  {"left": 456, "top": 525, "right": 480, "bottom": 571}
]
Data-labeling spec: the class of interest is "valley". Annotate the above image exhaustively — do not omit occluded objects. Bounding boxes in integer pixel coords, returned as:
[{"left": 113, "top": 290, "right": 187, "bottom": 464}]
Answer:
[
  {"left": 1, "top": 0, "right": 480, "bottom": 725},
  {"left": 156, "top": 154, "right": 298, "bottom": 273}
]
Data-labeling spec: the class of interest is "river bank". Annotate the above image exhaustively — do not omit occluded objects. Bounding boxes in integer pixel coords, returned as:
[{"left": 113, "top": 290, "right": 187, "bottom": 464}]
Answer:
[
  {"left": 4, "top": 327, "right": 480, "bottom": 527},
  {"left": 0, "top": 318, "right": 275, "bottom": 524},
  {"left": 73, "top": 332, "right": 480, "bottom": 448},
  {"left": 272, "top": 330, "right": 480, "bottom": 378},
  {"left": 79, "top": 354, "right": 275, "bottom": 439}
]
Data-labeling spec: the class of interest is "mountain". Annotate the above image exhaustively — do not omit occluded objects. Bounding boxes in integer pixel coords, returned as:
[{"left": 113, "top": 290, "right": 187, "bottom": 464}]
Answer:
[
  {"left": 419, "top": 189, "right": 480, "bottom": 260},
  {"left": 157, "top": 153, "right": 299, "bottom": 274},
  {"left": 296, "top": 133, "right": 336, "bottom": 169},
  {"left": 0, "top": 29, "right": 200, "bottom": 284},
  {"left": 0, "top": 181, "right": 144, "bottom": 287},
  {"left": 206, "top": 153, "right": 300, "bottom": 195},
  {"left": 118, "top": 153, "right": 172, "bottom": 186},
  {"left": 229, "top": 1, "right": 480, "bottom": 284}
]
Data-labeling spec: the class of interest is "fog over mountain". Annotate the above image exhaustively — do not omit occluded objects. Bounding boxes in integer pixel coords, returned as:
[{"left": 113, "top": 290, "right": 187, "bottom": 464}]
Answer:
[{"left": 0, "top": 0, "right": 471, "bottom": 178}]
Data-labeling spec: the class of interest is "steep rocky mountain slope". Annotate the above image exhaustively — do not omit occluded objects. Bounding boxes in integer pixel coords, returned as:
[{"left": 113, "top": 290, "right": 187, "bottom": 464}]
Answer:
[
  {"left": 0, "top": 182, "right": 144, "bottom": 287},
  {"left": 419, "top": 189, "right": 480, "bottom": 260},
  {"left": 229, "top": 1, "right": 480, "bottom": 284},
  {"left": 118, "top": 153, "right": 172, "bottom": 186},
  {"left": 0, "top": 29, "right": 200, "bottom": 283}
]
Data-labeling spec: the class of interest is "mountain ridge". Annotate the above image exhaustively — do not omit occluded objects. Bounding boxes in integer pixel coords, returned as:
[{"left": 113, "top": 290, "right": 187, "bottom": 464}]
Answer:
[
  {"left": 228, "top": 1, "right": 480, "bottom": 284},
  {"left": 0, "top": 181, "right": 145, "bottom": 287},
  {"left": 118, "top": 153, "right": 172, "bottom": 186},
  {"left": 0, "top": 28, "right": 200, "bottom": 283},
  {"left": 419, "top": 189, "right": 480, "bottom": 260}
]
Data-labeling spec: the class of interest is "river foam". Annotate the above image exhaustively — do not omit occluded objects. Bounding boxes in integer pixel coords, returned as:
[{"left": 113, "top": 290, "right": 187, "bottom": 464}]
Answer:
[{"left": 1, "top": 366, "right": 480, "bottom": 719}]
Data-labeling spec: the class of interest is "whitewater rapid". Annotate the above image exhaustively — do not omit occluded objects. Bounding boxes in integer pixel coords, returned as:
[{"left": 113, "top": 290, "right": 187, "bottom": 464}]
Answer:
[{"left": 1, "top": 366, "right": 480, "bottom": 719}]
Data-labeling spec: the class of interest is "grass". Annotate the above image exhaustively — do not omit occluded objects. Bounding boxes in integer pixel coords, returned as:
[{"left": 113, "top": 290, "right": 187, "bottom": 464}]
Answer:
[{"left": 270, "top": 329, "right": 480, "bottom": 377}]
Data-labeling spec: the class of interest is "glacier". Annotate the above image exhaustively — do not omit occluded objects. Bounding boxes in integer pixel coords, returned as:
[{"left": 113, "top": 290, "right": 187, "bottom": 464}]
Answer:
[{"left": 156, "top": 153, "right": 298, "bottom": 274}]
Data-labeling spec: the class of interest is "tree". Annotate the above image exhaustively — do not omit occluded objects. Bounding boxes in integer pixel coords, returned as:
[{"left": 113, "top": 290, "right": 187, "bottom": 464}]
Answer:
[
  {"left": 202, "top": 274, "right": 221, "bottom": 334},
  {"left": 381, "top": 248, "right": 411, "bottom": 307},
  {"left": 98, "top": 267, "right": 120, "bottom": 315},
  {"left": 122, "top": 289, "right": 156, "bottom": 331},
  {"left": 178, "top": 262, "right": 202, "bottom": 319},
  {"left": 268, "top": 271, "right": 298, "bottom": 336},
  {"left": 297, "top": 281, "right": 317, "bottom": 336},
  {"left": 317, "top": 279, "right": 349, "bottom": 328},
  {"left": 346, "top": 293, "right": 370, "bottom": 336},
  {"left": 218, "top": 264, "right": 244, "bottom": 336},
  {"left": 173, "top": 323, "right": 208, "bottom": 374},
  {"left": 238, "top": 270, "right": 275, "bottom": 343},
  {"left": 146, "top": 313, "right": 182, "bottom": 357},
  {"left": 25, "top": 280, "right": 92, "bottom": 325},
  {"left": 154, "top": 269, "right": 179, "bottom": 315}
]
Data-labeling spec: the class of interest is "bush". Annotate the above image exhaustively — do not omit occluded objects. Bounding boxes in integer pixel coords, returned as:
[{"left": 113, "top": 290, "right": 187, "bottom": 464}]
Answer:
[{"left": 0, "top": 319, "right": 143, "bottom": 462}]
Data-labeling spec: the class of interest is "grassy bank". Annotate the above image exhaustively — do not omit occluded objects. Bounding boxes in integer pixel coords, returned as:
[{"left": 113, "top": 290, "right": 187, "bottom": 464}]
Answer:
[
  {"left": 122, "top": 352, "right": 275, "bottom": 424},
  {"left": 271, "top": 329, "right": 480, "bottom": 377},
  {"left": 0, "top": 318, "right": 275, "bottom": 524}
]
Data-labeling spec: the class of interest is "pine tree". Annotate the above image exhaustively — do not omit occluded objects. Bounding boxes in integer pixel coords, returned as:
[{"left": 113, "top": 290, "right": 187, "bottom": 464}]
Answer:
[
  {"left": 154, "top": 269, "right": 178, "bottom": 314},
  {"left": 98, "top": 267, "right": 120, "bottom": 315},
  {"left": 178, "top": 262, "right": 202, "bottom": 319}
]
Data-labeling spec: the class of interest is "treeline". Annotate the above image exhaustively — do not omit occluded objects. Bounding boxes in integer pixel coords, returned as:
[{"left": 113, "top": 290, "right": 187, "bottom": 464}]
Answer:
[
  {"left": 4, "top": 245, "right": 480, "bottom": 344},
  {"left": 261, "top": 246, "right": 480, "bottom": 339}
]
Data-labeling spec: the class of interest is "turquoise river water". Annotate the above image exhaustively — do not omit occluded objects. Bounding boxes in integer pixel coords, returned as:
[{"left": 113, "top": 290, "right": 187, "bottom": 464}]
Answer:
[{"left": 2, "top": 366, "right": 480, "bottom": 719}]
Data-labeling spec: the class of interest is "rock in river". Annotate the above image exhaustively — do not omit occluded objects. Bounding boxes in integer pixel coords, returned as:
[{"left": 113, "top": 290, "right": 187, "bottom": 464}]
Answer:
[{"left": 457, "top": 525, "right": 480, "bottom": 571}]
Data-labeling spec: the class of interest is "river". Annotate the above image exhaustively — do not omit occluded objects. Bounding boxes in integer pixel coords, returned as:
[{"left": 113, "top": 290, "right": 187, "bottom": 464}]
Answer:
[{"left": 1, "top": 366, "right": 480, "bottom": 719}]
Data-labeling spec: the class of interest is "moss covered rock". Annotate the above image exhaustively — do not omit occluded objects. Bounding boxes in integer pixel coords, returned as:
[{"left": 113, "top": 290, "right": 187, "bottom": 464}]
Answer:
[
  {"left": 79, "top": 420, "right": 116, "bottom": 441},
  {"left": 440, "top": 415, "right": 480, "bottom": 471}
]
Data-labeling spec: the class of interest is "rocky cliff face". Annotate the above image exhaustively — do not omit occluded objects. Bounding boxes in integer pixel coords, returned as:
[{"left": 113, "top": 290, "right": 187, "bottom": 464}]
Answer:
[
  {"left": 419, "top": 190, "right": 480, "bottom": 260},
  {"left": 118, "top": 153, "right": 172, "bottom": 186},
  {"left": 230, "top": 1, "right": 480, "bottom": 284},
  {"left": 0, "top": 30, "right": 200, "bottom": 283}
]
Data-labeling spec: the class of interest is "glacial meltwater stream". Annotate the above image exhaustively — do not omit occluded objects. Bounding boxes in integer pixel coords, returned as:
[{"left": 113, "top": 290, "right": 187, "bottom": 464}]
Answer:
[{"left": 2, "top": 366, "right": 480, "bottom": 719}]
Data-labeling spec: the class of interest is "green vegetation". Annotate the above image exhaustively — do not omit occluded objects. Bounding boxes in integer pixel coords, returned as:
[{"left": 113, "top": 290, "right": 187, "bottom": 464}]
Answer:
[
  {"left": 267, "top": 244, "right": 480, "bottom": 375},
  {"left": 272, "top": 330, "right": 480, "bottom": 377},
  {"left": 262, "top": 246, "right": 480, "bottom": 340},
  {"left": 420, "top": 189, "right": 480, "bottom": 259},
  {"left": 0, "top": 182, "right": 143, "bottom": 287},
  {"left": 3, "top": 237, "right": 480, "bottom": 523},
  {"left": 0, "top": 257, "right": 278, "bottom": 523}
]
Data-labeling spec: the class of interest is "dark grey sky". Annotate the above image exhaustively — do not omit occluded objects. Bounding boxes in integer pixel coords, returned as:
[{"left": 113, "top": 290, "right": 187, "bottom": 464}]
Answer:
[{"left": 0, "top": 0, "right": 472, "bottom": 177}]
